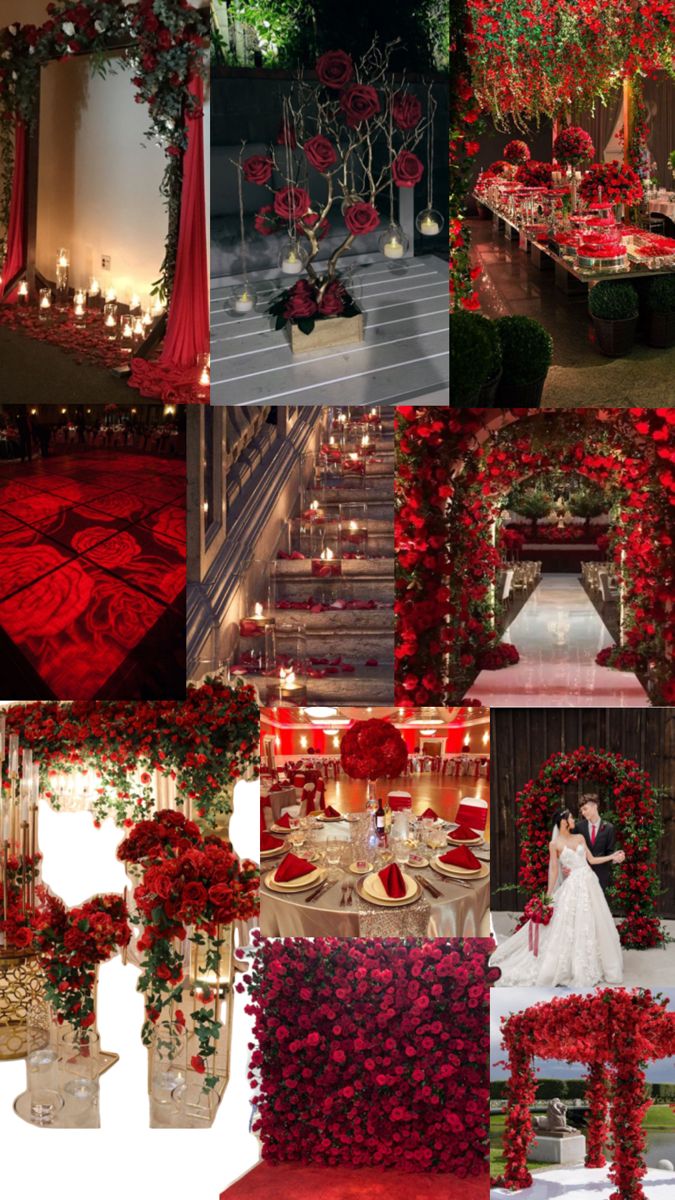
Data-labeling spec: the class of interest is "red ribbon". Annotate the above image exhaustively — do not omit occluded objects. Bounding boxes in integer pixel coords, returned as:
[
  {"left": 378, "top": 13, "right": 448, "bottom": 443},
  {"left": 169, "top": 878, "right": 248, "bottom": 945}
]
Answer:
[{"left": 529, "top": 919, "right": 540, "bottom": 957}]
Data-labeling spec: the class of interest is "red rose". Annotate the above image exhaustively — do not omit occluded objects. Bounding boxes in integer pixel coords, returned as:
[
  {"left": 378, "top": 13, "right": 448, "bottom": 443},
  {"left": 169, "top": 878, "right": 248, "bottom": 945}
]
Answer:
[
  {"left": 303, "top": 135, "right": 337, "bottom": 173},
  {"left": 392, "top": 92, "right": 422, "bottom": 130},
  {"left": 191, "top": 1055, "right": 205, "bottom": 1074},
  {"left": 242, "top": 155, "right": 273, "bottom": 186},
  {"left": 284, "top": 282, "right": 318, "bottom": 320},
  {"left": 340, "top": 84, "right": 380, "bottom": 126},
  {"left": 273, "top": 186, "right": 311, "bottom": 221},
  {"left": 344, "top": 202, "right": 380, "bottom": 237},
  {"left": 255, "top": 205, "right": 278, "bottom": 236},
  {"left": 275, "top": 119, "right": 296, "bottom": 148},
  {"left": 392, "top": 151, "right": 424, "bottom": 188},
  {"left": 315, "top": 49, "right": 353, "bottom": 89},
  {"left": 317, "top": 281, "right": 347, "bottom": 317}
]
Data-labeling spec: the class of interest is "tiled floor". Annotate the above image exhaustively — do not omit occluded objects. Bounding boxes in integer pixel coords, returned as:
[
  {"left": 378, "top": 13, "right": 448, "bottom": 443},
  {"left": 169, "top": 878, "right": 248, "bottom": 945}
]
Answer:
[
  {"left": 472, "top": 574, "right": 650, "bottom": 708},
  {"left": 471, "top": 218, "right": 675, "bottom": 405},
  {"left": 0, "top": 451, "right": 186, "bottom": 699}
]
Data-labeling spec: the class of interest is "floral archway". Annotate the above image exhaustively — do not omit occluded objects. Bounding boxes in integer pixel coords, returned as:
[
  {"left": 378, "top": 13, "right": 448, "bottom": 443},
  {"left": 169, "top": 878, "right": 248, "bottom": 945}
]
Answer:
[
  {"left": 516, "top": 747, "right": 664, "bottom": 949},
  {"left": 394, "top": 407, "right": 675, "bottom": 706},
  {"left": 492, "top": 988, "right": 675, "bottom": 1198}
]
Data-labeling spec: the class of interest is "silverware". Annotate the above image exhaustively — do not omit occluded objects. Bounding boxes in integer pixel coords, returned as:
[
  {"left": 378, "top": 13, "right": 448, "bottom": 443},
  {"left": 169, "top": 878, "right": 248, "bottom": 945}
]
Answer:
[
  {"left": 304, "top": 879, "right": 332, "bottom": 904},
  {"left": 345, "top": 884, "right": 354, "bottom": 906},
  {"left": 339, "top": 881, "right": 350, "bottom": 907},
  {"left": 415, "top": 874, "right": 441, "bottom": 899}
]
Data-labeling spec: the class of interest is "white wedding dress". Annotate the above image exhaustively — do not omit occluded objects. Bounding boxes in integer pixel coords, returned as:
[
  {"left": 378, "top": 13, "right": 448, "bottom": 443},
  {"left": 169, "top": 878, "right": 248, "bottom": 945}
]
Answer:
[{"left": 491, "top": 843, "right": 623, "bottom": 988}]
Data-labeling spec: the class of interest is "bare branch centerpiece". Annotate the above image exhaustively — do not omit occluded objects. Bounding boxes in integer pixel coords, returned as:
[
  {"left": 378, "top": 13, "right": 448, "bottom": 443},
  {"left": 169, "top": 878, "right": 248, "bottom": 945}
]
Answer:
[{"left": 229, "top": 41, "right": 433, "bottom": 352}]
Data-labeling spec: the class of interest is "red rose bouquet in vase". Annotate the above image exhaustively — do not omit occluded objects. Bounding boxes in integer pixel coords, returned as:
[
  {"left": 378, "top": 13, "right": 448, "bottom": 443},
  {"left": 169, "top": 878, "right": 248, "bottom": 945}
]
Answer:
[
  {"left": 340, "top": 718, "right": 408, "bottom": 810},
  {"left": 235, "top": 41, "right": 433, "bottom": 352},
  {"left": 118, "top": 811, "right": 259, "bottom": 1128},
  {"left": 553, "top": 127, "right": 595, "bottom": 208},
  {"left": 579, "top": 161, "right": 644, "bottom": 218},
  {"left": 503, "top": 139, "right": 530, "bottom": 165}
]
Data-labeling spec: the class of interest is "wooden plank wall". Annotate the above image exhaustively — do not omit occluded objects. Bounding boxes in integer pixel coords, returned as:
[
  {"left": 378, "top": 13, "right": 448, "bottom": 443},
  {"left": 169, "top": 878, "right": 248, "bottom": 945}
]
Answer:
[{"left": 491, "top": 709, "right": 675, "bottom": 916}]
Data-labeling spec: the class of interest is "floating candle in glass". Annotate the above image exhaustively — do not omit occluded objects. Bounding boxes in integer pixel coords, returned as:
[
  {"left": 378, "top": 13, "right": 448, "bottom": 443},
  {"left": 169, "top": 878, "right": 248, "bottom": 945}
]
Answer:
[
  {"left": 130, "top": 293, "right": 141, "bottom": 312},
  {"left": 38, "top": 289, "right": 52, "bottom": 321},
  {"left": 142, "top": 309, "right": 153, "bottom": 328},
  {"left": 104, "top": 301, "right": 118, "bottom": 339},
  {"left": 55, "top": 248, "right": 69, "bottom": 303},
  {"left": 105, "top": 287, "right": 117, "bottom": 303},
  {"left": 73, "top": 289, "right": 85, "bottom": 306},
  {"left": 73, "top": 302, "right": 86, "bottom": 326},
  {"left": 119, "top": 316, "right": 134, "bottom": 349},
  {"left": 17, "top": 280, "right": 29, "bottom": 304},
  {"left": 132, "top": 316, "right": 144, "bottom": 343}
]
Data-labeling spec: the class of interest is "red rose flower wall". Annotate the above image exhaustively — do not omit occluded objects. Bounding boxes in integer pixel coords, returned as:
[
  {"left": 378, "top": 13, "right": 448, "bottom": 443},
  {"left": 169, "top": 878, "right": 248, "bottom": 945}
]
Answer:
[{"left": 244, "top": 937, "right": 497, "bottom": 1176}]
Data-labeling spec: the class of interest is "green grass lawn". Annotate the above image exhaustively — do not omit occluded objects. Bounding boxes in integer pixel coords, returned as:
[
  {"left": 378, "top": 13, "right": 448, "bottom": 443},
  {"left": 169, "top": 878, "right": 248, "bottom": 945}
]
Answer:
[{"left": 490, "top": 1106, "right": 675, "bottom": 1176}]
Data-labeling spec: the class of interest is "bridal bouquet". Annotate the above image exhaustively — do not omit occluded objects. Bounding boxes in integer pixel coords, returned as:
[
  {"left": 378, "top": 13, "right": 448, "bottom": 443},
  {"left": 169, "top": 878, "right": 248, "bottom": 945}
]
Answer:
[{"left": 522, "top": 893, "right": 554, "bottom": 927}]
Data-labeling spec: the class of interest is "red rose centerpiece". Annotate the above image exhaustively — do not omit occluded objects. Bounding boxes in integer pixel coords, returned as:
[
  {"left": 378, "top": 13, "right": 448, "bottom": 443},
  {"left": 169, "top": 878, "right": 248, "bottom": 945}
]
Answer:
[
  {"left": 552, "top": 126, "right": 595, "bottom": 168},
  {"left": 340, "top": 718, "right": 408, "bottom": 780},
  {"left": 503, "top": 139, "right": 530, "bottom": 164},
  {"left": 515, "top": 160, "right": 553, "bottom": 188}
]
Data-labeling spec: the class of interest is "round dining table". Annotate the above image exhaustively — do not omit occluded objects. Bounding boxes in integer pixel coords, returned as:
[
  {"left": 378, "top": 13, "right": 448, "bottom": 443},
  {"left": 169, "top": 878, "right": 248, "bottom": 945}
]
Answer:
[{"left": 260, "top": 815, "right": 490, "bottom": 938}]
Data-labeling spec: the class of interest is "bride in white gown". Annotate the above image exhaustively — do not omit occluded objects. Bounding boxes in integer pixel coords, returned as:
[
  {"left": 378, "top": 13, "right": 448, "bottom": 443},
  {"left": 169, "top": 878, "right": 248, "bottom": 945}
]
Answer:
[{"left": 491, "top": 809, "right": 625, "bottom": 988}]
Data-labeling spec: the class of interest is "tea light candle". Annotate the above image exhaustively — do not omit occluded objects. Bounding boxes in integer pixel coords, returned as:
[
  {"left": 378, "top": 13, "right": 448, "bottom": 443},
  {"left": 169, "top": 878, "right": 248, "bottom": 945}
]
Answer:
[
  {"left": 383, "top": 236, "right": 404, "bottom": 258},
  {"left": 142, "top": 309, "right": 153, "bottom": 328},
  {"left": 104, "top": 313, "right": 117, "bottom": 338},
  {"left": 199, "top": 360, "right": 210, "bottom": 386},
  {"left": 17, "top": 281, "right": 29, "bottom": 304},
  {"left": 73, "top": 289, "right": 85, "bottom": 306},
  {"left": 132, "top": 316, "right": 144, "bottom": 341},
  {"left": 234, "top": 290, "right": 254, "bottom": 313},
  {"left": 121, "top": 319, "right": 133, "bottom": 340},
  {"left": 39, "top": 291, "right": 52, "bottom": 320},
  {"left": 89, "top": 278, "right": 101, "bottom": 297},
  {"left": 281, "top": 250, "right": 302, "bottom": 274},
  {"left": 105, "top": 287, "right": 117, "bottom": 302},
  {"left": 73, "top": 302, "right": 86, "bottom": 325},
  {"left": 130, "top": 293, "right": 141, "bottom": 312},
  {"left": 419, "top": 215, "right": 440, "bottom": 235}
]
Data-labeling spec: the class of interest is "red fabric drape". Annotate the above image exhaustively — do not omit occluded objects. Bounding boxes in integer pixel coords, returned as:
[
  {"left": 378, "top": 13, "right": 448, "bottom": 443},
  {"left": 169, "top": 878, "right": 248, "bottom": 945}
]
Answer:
[
  {"left": 0, "top": 120, "right": 27, "bottom": 301},
  {"left": 161, "top": 72, "right": 208, "bottom": 367}
]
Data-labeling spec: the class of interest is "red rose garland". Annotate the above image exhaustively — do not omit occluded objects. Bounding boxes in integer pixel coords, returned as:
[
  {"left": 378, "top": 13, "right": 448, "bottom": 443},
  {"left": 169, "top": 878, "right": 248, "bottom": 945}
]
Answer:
[
  {"left": 340, "top": 718, "right": 408, "bottom": 780},
  {"left": 585, "top": 1062, "right": 610, "bottom": 1168},
  {"left": 4, "top": 680, "right": 260, "bottom": 827},
  {"left": 243, "top": 936, "right": 498, "bottom": 1174},
  {"left": 515, "top": 747, "right": 665, "bottom": 949},
  {"left": 450, "top": 10, "right": 483, "bottom": 312}
]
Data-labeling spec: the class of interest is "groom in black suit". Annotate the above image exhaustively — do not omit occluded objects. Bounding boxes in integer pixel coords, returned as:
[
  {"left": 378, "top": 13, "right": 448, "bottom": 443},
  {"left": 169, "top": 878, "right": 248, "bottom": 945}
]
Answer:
[{"left": 576, "top": 794, "right": 618, "bottom": 893}]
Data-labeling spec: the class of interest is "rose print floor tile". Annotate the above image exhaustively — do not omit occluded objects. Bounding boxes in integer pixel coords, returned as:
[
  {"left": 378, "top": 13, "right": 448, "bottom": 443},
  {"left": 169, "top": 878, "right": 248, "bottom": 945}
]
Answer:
[
  {"left": 30, "top": 504, "right": 132, "bottom": 552},
  {"left": 0, "top": 532, "right": 75, "bottom": 601},
  {"left": 81, "top": 524, "right": 186, "bottom": 605}
]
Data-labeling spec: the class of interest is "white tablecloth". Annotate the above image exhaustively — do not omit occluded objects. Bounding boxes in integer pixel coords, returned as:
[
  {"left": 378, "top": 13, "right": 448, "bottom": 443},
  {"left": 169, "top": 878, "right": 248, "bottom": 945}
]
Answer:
[{"left": 648, "top": 194, "right": 675, "bottom": 221}]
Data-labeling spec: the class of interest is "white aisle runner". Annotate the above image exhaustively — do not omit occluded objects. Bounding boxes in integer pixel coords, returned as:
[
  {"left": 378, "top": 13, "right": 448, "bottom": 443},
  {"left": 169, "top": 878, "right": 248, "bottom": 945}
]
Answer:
[
  {"left": 492, "top": 1166, "right": 674, "bottom": 1199},
  {"left": 472, "top": 574, "right": 650, "bottom": 708}
]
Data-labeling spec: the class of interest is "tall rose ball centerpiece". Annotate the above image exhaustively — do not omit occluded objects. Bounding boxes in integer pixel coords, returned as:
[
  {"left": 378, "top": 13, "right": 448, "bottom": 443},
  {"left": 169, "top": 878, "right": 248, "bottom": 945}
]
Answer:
[{"left": 340, "top": 718, "right": 408, "bottom": 808}]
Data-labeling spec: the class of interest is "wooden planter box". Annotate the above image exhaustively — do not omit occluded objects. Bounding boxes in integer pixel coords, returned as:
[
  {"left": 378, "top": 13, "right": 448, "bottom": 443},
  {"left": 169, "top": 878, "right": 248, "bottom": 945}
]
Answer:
[{"left": 290, "top": 313, "right": 364, "bottom": 354}]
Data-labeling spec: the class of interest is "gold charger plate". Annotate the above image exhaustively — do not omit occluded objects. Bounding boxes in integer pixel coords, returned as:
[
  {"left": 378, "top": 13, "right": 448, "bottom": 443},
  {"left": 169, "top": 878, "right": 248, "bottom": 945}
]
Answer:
[
  {"left": 264, "top": 867, "right": 326, "bottom": 894},
  {"left": 430, "top": 858, "right": 489, "bottom": 880},
  {"left": 261, "top": 846, "right": 286, "bottom": 859},
  {"left": 317, "top": 813, "right": 342, "bottom": 822},
  {"left": 356, "top": 875, "right": 421, "bottom": 908},
  {"left": 270, "top": 824, "right": 293, "bottom": 834},
  {"left": 447, "top": 832, "right": 483, "bottom": 846}
]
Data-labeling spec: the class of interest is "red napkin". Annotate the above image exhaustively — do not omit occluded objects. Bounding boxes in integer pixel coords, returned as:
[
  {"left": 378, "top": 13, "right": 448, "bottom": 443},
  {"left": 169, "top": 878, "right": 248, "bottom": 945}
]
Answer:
[
  {"left": 261, "top": 832, "right": 284, "bottom": 853},
  {"left": 420, "top": 807, "right": 438, "bottom": 820},
  {"left": 275, "top": 813, "right": 292, "bottom": 829},
  {"left": 378, "top": 863, "right": 407, "bottom": 899},
  {"left": 439, "top": 845, "right": 481, "bottom": 870},
  {"left": 449, "top": 824, "right": 480, "bottom": 842},
  {"left": 323, "top": 805, "right": 340, "bottom": 818},
  {"left": 274, "top": 853, "right": 317, "bottom": 882}
]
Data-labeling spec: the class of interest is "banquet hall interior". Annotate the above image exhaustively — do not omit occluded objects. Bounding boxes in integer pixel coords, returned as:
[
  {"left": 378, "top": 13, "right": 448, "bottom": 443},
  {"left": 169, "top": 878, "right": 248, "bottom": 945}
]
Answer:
[
  {"left": 437, "top": 408, "right": 673, "bottom": 710},
  {"left": 0, "top": 403, "right": 186, "bottom": 699},
  {"left": 187, "top": 404, "right": 395, "bottom": 702},
  {"left": 454, "top": 1, "right": 675, "bottom": 405},
  {"left": 259, "top": 705, "right": 491, "bottom": 940}
]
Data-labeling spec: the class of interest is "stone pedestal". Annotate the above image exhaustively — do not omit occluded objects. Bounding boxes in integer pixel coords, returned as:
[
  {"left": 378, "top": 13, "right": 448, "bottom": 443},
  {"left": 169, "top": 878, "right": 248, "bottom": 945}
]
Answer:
[{"left": 530, "top": 1133, "right": 586, "bottom": 1164}]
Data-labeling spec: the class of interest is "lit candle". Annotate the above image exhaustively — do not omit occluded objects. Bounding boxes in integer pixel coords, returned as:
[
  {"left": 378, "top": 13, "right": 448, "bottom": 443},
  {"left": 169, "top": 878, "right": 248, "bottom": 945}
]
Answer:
[
  {"left": 130, "top": 293, "right": 141, "bottom": 311},
  {"left": 104, "top": 313, "right": 117, "bottom": 338},
  {"left": 57, "top": 251, "right": 69, "bottom": 269},
  {"left": 419, "top": 215, "right": 440, "bottom": 236},
  {"left": 17, "top": 281, "right": 28, "bottom": 304},
  {"left": 39, "top": 290, "right": 52, "bottom": 320},
  {"left": 73, "top": 290, "right": 85, "bottom": 306},
  {"left": 105, "top": 287, "right": 117, "bottom": 303},
  {"left": 281, "top": 250, "right": 302, "bottom": 274},
  {"left": 383, "top": 237, "right": 404, "bottom": 259},
  {"left": 142, "top": 309, "right": 152, "bottom": 328},
  {"left": 73, "top": 302, "right": 86, "bottom": 325},
  {"left": 234, "top": 290, "right": 254, "bottom": 313},
  {"left": 132, "top": 316, "right": 144, "bottom": 341},
  {"left": 89, "top": 278, "right": 101, "bottom": 297},
  {"left": 321, "top": 547, "right": 335, "bottom": 561},
  {"left": 151, "top": 298, "right": 164, "bottom": 317}
]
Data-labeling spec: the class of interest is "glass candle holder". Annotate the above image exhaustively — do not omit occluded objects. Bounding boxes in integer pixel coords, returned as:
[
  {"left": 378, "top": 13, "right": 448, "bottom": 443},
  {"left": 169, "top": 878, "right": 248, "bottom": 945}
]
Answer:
[
  {"left": 279, "top": 238, "right": 307, "bottom": 275},
  {"left": 38, "top": 288, "right": 52, "bottom": 321},
  {"left": 378, "top": 223, "right": 409, "bottom": 259},
  {"left": 119, "top": 314, "right": 134, "bottom": 350},
  {"left": 103, "top": 302, "right": 118, "bottom": 340},
  {"left": 55, "top": 248, "right": 69, "bottom": 303},
  {"left": 229, "top": 285, "right": 257, "bottom": 316},
  {"left": 87, "top": 278, "right": 102, "bottom": 307},
  {"left": 104, "top": 286, "right": 117, "bottom": 303},
  {"left": 150, "top": 1021, "right": 187, "bottom": 1106},
  {"left": 17, "top": 280, "right": 29, "bottom": 305},
  {"left": 73, "top": 299, "right": 86, "bottom": 326},
  {"left": 171, "top": 1080, "right": 218, "bottom": 1126},
  {"left": 61, "top": 1028, "right": 102, "bottom": 1082},
  {"left": 416, "top": 208, "right": 444, "bottom": 236},
  {"left": 26, "top": 1047, "right": 63, "bottom": 1125},
  {"left": 132, "top": 315, "right": 145, "bottom": 344},
  {"left": 62, "top": 1076, "right": 98, "bottom": 1124}
]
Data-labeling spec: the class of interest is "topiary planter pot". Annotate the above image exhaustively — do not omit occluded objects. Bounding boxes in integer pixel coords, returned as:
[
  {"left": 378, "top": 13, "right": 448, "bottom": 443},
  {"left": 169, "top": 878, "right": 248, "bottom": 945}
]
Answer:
[
  {"left": 478, "top": 366, "right": 502, "bottom": 403},
  {"left": 645, "top": 310, "right": 675, "bottom": 349},
  {"left": 496, "top": 374, "right": 548, "bottom": 406},
  {"left": 591, "top": 314, "right": 637, "bottom": 357}
]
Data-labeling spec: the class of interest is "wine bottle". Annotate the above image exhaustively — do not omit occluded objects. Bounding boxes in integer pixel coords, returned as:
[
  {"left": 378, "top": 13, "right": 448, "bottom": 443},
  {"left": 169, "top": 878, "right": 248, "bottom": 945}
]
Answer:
[{"left": 375, "top": 796, "right": 386, "bottom": 840}]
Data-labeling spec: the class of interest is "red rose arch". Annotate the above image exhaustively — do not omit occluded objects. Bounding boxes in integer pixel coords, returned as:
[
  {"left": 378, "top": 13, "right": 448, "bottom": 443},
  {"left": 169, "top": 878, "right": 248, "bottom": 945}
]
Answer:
[
  {"left": 492, "top": 989, "right": 675, "bottom": 1199},
  {"left": 516, "top": 747, "right": 665, "bottom": 949}
]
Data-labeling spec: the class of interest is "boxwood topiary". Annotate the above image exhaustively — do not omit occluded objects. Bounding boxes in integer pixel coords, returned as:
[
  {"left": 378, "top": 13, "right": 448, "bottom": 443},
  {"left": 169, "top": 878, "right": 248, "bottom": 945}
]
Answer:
[
  {"left": 450, "top": 311, "right": 494, "bottom": 403},
  {"left": 646, "top": 275, "right": 675, "bottom": 313},
  {"left": 472, "top": 313, "right": 502, "bottom": 381},
  {"left": 588, "top": 281, "right": 639, "bottom": 321},
  {"left": 494, "top": 316, "right": 553, "bottom": 386}
]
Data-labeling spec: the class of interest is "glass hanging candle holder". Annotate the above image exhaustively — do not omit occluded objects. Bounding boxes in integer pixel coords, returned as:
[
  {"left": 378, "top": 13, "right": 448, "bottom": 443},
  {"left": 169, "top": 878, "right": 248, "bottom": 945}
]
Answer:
[
  {"left": 416, "top": 207, "right": 444, "bottom": 236},
  {"left": 55, "top": 248, "right": 69, "bottom": 304},
  {"left": 279, "top": 238, "right": 307, "bottom": 276},
  {"left": 228, "top": 281, "right": 257, "bottom": 316},
  {"left": 378, "top": 223, "right": 409, "bottom": 260}
]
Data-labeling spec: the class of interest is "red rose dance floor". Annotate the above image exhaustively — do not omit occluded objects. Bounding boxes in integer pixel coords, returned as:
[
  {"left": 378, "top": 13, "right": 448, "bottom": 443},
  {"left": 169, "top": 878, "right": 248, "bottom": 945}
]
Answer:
[
  {"left": 0, "top": 452, "right": 186, "bottom": 699},
  {"left": 221, "top": 1164, "right": 489, "bottom": 1200}
]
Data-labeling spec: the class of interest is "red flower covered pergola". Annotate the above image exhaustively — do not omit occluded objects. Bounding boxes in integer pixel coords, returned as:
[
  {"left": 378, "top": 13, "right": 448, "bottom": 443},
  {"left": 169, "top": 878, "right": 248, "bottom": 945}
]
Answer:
[
  {"left": 516, "top": 747, "right": 664, "bottom": 949},
  {"left": 395, "top": 407, "right": 675, "bottom": 706},
  {"left": 493, "top": 989, "right": 675, "bottom": 1198}
]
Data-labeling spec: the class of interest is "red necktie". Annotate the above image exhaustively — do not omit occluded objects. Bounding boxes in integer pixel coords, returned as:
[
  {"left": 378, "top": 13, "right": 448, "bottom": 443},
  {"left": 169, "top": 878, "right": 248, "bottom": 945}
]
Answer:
[{"left": 591, "top": 824, "right": 597, "bottom": 847}]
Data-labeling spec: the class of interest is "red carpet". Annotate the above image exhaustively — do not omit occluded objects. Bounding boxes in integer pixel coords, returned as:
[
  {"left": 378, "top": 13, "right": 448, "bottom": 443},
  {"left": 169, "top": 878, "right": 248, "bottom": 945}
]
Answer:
[
  {"left": 0, "top": 451, "right": 186, "bottom": 698},
  {"left": 221, "top": 1163, "right": 489, "bottom": 1199}
]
